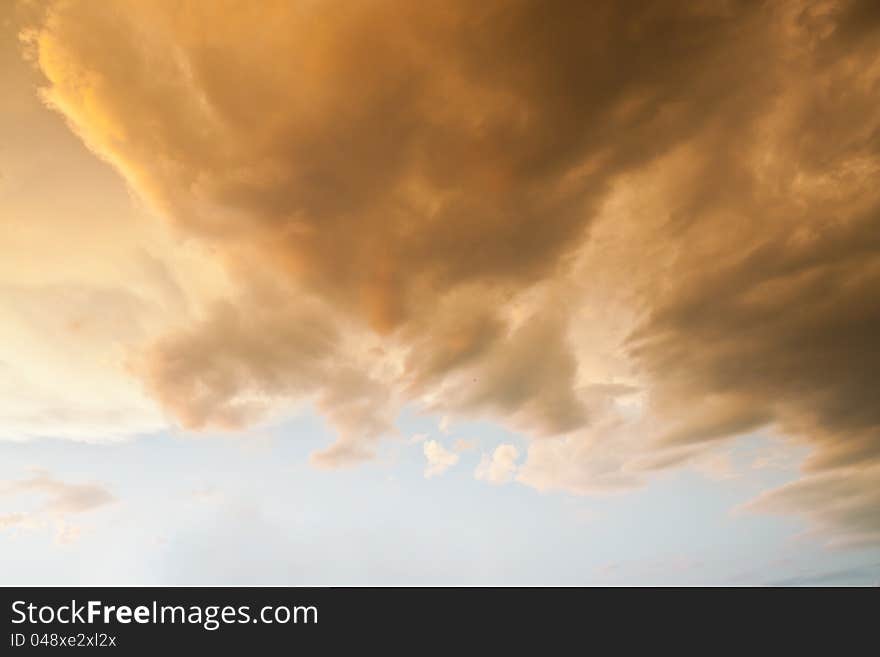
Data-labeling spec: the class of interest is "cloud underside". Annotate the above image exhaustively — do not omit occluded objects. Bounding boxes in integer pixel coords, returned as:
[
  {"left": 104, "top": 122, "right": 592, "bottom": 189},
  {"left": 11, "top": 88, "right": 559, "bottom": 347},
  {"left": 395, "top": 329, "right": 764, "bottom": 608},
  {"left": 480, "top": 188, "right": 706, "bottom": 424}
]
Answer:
[{"left": 27, "top": 0, "right": 880, "bottom": 544}]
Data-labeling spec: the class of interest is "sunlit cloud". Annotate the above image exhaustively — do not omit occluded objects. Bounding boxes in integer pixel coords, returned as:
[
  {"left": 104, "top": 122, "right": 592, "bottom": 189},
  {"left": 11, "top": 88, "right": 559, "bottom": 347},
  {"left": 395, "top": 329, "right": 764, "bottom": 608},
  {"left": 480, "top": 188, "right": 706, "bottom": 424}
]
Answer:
[{"left": 0, "top": 0, "right": 876, "bottom": 547}]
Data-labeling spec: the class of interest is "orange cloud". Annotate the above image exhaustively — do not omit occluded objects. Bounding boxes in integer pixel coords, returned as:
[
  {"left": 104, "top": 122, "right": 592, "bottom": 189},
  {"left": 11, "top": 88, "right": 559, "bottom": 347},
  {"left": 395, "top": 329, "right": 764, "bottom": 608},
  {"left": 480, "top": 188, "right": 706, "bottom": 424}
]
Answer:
[{"left": 23, "top": 0, "right": 880, "bottom": 541}]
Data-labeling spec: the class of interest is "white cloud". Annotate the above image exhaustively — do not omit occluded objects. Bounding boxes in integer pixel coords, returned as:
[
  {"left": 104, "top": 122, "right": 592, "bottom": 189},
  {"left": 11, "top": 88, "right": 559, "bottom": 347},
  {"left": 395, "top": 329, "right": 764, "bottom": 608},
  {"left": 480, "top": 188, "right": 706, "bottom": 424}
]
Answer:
[
  {"left": 423, "top": 440, "right": 459, "bottom": 478},
  {"left": 475, "top": 444, "right": 519, "bottom": 485}
]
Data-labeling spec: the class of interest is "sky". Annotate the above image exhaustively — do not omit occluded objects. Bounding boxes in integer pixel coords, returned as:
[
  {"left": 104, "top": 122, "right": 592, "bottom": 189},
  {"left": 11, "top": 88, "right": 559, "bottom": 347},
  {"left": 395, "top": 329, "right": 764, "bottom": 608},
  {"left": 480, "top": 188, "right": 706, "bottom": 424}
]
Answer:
[{"left": 1, "top": 0, "right": 879, "bottom": 585}]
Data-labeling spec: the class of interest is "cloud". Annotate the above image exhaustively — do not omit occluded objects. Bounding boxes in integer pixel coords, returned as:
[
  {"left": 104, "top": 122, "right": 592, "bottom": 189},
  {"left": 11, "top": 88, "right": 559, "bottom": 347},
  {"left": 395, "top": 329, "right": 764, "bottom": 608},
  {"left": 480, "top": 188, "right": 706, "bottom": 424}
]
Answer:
[
  {"left": 29, "top": 0, "right": 768, "bottom": 444},
  {"left": 131, "top": 295, "right": 397, "bottom": 467},
  {"left": 34, "top": 0, "right": 754, "bottom": 329},
  {"left": 0, "top": 512, "right": 29, "bottom": 530},
  {"left": 0, "top": 469, "right": 116, "bottom": 514},
  {"left": 0, "top": 6, "right": 232, "bottom": 444},
  {"left": 745, "top": 464, "right": 880, "bottom": 549},
  {"left": 0, "top": 282, "right": 169, "bottom": 442},
  {"left": 0, "top": 469, "right": 116, "bottom": 543},
  {"left": 612, "top": 0, "right": 880, "bottom": 540},
  {"left": 692, "top": 452, "right": 738, "bottom": 481},
  {"left": 452, "top": 439, "right": 476, "bottom": 453},
  {"left": 475, "top": 444, "right": 519, "bottom": 485},
  {"left": 22, "top": 1, "right": 880, "bottom": 542},
  {"left": 414, "top": 306, "right": 590, "bottom": 438},
  {"left": 423, "top": 440, "right": 459, "bottom": 478}
]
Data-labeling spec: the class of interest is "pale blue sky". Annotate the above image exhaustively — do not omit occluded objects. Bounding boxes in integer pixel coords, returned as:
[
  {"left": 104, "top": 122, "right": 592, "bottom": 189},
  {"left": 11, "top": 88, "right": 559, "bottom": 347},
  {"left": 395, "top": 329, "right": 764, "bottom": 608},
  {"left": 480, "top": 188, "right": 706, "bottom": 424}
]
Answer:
[{"left": 2, "top": 409, "right": 877, "bottom": 586}]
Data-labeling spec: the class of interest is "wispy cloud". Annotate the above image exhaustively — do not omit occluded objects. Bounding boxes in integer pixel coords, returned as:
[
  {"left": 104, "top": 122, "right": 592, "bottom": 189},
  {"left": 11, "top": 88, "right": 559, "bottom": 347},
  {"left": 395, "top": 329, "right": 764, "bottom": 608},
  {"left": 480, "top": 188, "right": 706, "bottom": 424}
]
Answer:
[
  {"left": 0, "top": 469, "right": 116, "bottom": 544},
  {"left": 9, "top": 0, "right": 880, "bottom": 546}
]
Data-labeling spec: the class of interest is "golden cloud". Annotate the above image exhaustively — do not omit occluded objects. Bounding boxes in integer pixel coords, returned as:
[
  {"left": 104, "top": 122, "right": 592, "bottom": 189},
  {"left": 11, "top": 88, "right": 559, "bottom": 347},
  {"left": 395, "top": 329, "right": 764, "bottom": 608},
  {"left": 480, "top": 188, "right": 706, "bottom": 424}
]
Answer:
[{"left": 25, "top": 0, "right": 880, "bottom": 542}]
